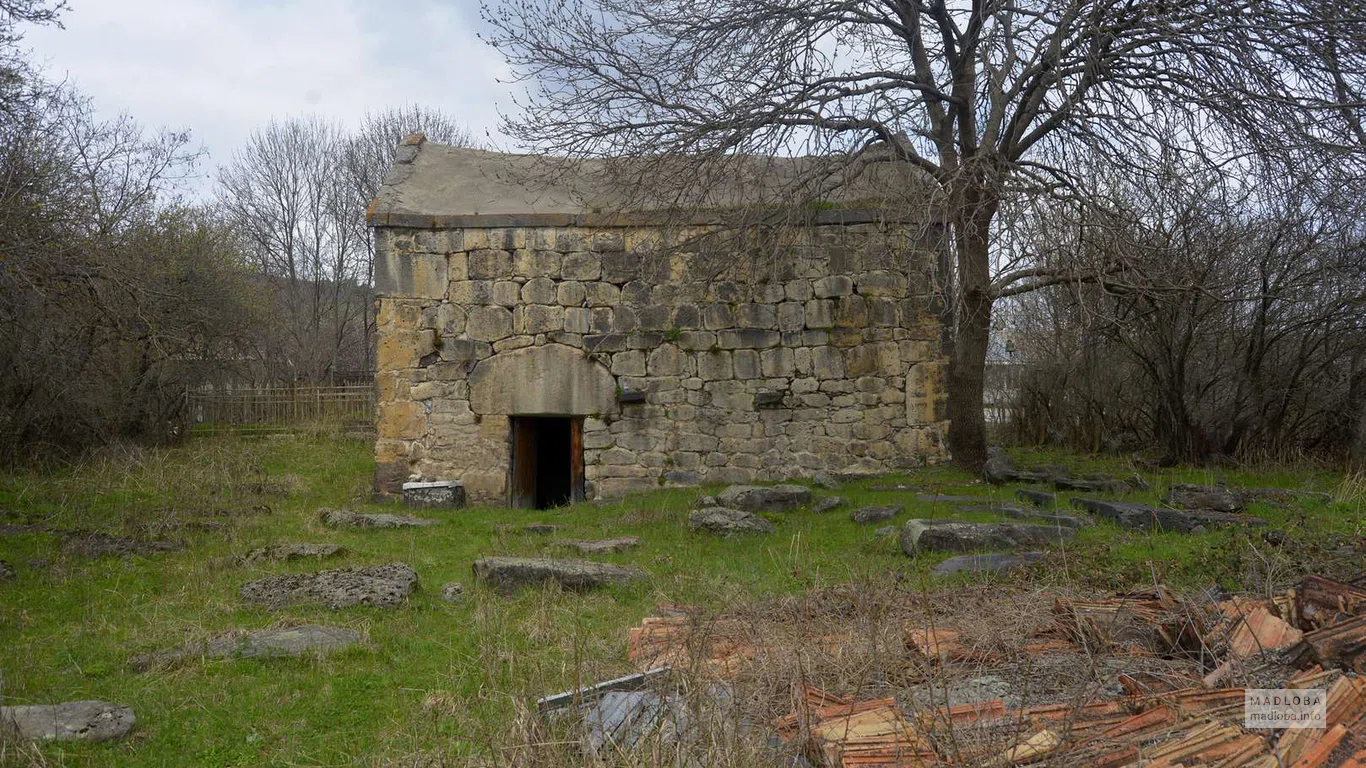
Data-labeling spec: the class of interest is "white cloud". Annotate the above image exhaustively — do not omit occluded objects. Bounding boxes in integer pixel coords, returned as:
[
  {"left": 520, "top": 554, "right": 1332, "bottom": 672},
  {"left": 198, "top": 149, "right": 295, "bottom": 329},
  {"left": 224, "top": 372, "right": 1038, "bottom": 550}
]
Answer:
[{"left": 25, "top": 0, "right": 511, "bottom": 188}]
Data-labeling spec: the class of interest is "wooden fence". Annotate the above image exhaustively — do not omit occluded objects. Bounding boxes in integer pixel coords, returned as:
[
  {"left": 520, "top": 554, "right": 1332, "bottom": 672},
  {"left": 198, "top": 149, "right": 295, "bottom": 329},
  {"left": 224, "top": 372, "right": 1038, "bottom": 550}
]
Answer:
[{"left": 187, "top": 385, "right": 375, "bottom": 432}]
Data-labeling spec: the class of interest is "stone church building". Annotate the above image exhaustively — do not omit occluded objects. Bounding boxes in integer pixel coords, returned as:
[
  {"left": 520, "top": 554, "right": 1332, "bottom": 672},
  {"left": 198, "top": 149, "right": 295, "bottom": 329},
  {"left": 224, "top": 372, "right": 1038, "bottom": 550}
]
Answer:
[{"left": 369, "top": 135, "right": 949, "bottom": 507}]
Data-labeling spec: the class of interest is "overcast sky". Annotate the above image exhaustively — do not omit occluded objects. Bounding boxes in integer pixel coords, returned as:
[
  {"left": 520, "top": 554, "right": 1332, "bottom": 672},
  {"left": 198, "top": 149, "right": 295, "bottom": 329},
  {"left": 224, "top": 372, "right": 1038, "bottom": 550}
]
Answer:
[{"left": 25, "top": 0, "right": 511, "bottom": 189}]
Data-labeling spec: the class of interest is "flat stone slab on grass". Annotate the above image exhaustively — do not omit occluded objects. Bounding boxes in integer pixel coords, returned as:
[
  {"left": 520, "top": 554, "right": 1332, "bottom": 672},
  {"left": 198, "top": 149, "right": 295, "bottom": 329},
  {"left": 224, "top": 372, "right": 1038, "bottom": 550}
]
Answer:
[
  {"left": 473, "top": 557, "right": 648, "bottom": 595},
  {"left": 523, "top": 523, "right": 563, "bottom": 535},
  {"left": 811, "top": 496, "right": 844, "bottom": 513},
  {"left": 555, "top": 537, "right": 641, "bottom": 554},
  {"left": 1016, "top": 489, "right": 1057, "bottom": 507},
  {"left": 1, "top": 700, "right": 135, "bottom": 742},
  {"left": 240, "top": 544, "right": 345, "bottom": 563},
  {"left": 1164, "top": 484, "right": 1243, "bottom": 513},
  {"left": 714, "top": 484, "right": 811, "bottom": 512},
  {"left": 900, "top": 519, "right": 1075, "bottom": 555},
  {"left": 60, "top": 532, "right": 182, "bottom": 558},
  {"left": 849, "top": 506, "right": 901, "bottom": 525},
  {"left": 688, "top": 507, "right": 775, "bottom": 536},
  {"left": 1053, "top": 476, "right": 1131, "bottom": 494},
  {"left": 1071, "top": 498, "right": 1265, "bottom": 533},
  {"left": 932, "top": 552, "right": 1046, "bottom": 576},
  {"left": 130, "top": 625, "right": 361, "bottom": 671},
  {"left": 997, "top": 507, "right": 1088, "bottom": 528},
  {"left": 240, "top": 563, "right": 418, "bottom": 609},
  {"left": 319, "top": 509, "right": 436, "bottom": 529}
]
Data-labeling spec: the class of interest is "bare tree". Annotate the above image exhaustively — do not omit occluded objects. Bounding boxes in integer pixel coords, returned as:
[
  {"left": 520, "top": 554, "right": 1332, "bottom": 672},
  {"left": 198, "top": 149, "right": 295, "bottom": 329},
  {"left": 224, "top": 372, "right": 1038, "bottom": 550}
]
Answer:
[
  {"left": 482, "top": 0, "right": 1366, "bottom": 468},
  {"left": 1008, "top": 158, "right": 1366, "bottom": 462},
  {"left": 217, "top": 118, "right": 369, "bottom": 383},
  {"left": 0, "top": 83, "right": 253, "bottom": 454}
]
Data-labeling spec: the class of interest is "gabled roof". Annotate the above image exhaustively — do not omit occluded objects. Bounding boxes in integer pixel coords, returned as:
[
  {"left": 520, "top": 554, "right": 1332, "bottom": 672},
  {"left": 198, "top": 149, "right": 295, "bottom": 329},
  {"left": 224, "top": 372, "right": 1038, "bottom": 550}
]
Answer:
[{"left": 367, "top": 134, "right": 939, "bottom": 229}]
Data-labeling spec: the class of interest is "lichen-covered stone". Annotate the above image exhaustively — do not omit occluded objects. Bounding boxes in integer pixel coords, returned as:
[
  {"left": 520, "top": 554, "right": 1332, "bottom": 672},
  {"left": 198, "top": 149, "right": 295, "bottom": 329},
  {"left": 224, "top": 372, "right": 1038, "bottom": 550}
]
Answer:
[
  {"left": 715, "top": 484, "right": 812, "bottom": 511},
  {"left": 900, "top": 519, "right": 1075, "bottom": 555},
  {"left": 240, "top": 563, "right": 418, "bottom": 609},
  {"left": 1, "top": 701, "right": 136, "bottom": 742},
  {"left": 850, "top": 505, "right": 901, "bottom": 525},
  {"left": 240, "top": 544, "right": 345, "bottom": 563},
  {"left": 472, "top": 556, "right": 647, "bottom": 594},
  {"left": 319, "top": 509, "right": 437, "bottom": 529},
  {"left": 130, "top": 626, "right": 361, "bottom": 671},
  {"left": 688, "top": 507, "right": 775, "bottom": 536}
]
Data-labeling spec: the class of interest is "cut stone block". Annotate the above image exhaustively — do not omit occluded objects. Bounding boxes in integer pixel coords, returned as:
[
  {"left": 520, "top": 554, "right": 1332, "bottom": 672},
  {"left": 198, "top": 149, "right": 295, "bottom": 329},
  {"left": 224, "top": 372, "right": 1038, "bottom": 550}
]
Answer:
[
  {"left": 900, "top": 519, "right": 1075, "bottom": 555},
  {"left": 555, "top": 537, "right": 642, "bottom": 554},
  {"left": 130, "top": 625, "right": 362, "bottom": 671},
  {"left": 1, "top": 700, "right": 135, "bottom": 742},
  {"left": 849, "top": 505, "right": 902, "bottom": 525},
  {"left": 932, "top": 552, "right": 1046, "bottom": 576},
  {"left": 688, "top": 507, "right": 775, "bottom": 536},
  {"left": 319, "top": 509, "right": 437, "bottom": 529},
  {"left": 240, "top": 563, "right": 418, "bottom": 609},
  {"left": 714, "top": 484, "right": 811, "bottom": 512},
  {"left": 473, "top": 556, "right": 648, "bottom": 594},
  {"left": 240, "top": 544, "right": 345, "bottom": 563},
  {"left": 1071, "top": 498, "right": 1265, "bottom": 533},
  {"left": 402, "top": 480, "right": 466, "bottom": 509}
]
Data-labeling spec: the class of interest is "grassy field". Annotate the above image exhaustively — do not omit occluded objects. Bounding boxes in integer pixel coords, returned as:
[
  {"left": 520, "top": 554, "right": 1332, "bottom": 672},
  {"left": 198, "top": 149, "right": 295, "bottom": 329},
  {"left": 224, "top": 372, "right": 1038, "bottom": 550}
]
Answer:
[{"left": 0, "top": 433, "right": 1360, "bottom": 766}]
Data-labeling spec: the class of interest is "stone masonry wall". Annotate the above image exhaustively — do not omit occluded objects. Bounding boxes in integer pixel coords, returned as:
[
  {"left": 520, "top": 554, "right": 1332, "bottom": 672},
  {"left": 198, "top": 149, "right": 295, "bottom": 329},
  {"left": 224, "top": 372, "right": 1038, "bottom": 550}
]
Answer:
[{"left": 373, "top": 221, "right": 949, "bottom": 504}]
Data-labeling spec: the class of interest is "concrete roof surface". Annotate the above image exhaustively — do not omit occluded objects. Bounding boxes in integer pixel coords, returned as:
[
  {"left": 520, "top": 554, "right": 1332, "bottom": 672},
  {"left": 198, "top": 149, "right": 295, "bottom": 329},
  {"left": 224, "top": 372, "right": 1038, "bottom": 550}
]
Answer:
[{"left": 367, "top": 136, "right": 934, "bottom": 226}]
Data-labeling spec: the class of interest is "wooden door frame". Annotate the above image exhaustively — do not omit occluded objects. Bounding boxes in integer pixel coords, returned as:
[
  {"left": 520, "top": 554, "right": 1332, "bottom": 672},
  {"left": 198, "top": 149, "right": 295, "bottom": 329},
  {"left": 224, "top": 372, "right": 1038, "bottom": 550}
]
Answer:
[{"left": 507, "top": 415, "right": 586, "bottom": 508}]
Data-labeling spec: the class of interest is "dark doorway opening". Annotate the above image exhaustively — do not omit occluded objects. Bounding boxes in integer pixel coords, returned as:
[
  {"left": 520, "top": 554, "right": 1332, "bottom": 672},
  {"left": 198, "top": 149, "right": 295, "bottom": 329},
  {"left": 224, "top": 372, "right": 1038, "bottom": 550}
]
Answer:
[{"left": 509, "top": 416, "right": 584, "bottom": 509}]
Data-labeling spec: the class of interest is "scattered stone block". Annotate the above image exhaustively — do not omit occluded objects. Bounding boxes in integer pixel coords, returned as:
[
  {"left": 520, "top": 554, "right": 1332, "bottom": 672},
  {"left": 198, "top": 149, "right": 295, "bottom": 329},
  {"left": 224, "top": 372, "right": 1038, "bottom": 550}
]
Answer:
[
  {"left": 440, "top": 582, "right": 465, "bottom": 602},
  {"left": 555, "top": 537, "right": 641, "bottom": 554},
  {"left": 1164, "top": 484, "right": 1243, "bottom": 513},
  {"left": 714, "top": 484, "right": 811, "bottom": 512},
  {"left": 240, "top": 563, "right": 418, "bottom": 609},
  {"left": 982, "top": 454, "right": 1017, "bottom": 485},
  {"left": 1236, "top": 487, "right": 1330, "bottom": 504},
  {"left": 472, "top": 556, "right": 647, "bottom": 594},
  {"left": 1016, "top": 489, "right": 1056, "bottom": 507},
  {"left": 900, "top": 519, "right": 1075, "bottom": 555},
  {"left": 688, "top": 507, "right": 775, "bottom": 536},
  {"left": 811, "top": 496, "right": 844, "bottom": 513},
  {"left": 1053, "top": 476, "right": 1130, "bottom": 494},
  {"left": 239, "top": 544, "right": 345, "bottom": 563},
  {"left": 849, "top": 505, "right": 901, "bottom": 525},
  {"left": 695, "top": 495, "right": 719, "bottom": 508},
  {"left": 932, "top": 552, "right": 1046, "bottom": 576},
  {"left": 0, "top": 700, "right": 135, "bottom": 742},
  {"left": 401, "top": 480, "right": 466, "bottom": 509},
  {"left": 916, "top": 494, "right": 987, "bottom": 504},
  {"left": 130, "top": 625, "right": 362, "bottom": 671},
  {"left": 0, "top": 559, "right": 12, "bottom": 581},
  {"left": 319, "top": 509, "right": 436, "bottom": 529},
  {"left": 1071, "top": 498, "right": 1264, "bottom": 533},
  {"left": 523, "top": 523, "right": 563, "bottom": 535},
  {"left": 874, "top": 526, "right": 898, "bottom": 537}
]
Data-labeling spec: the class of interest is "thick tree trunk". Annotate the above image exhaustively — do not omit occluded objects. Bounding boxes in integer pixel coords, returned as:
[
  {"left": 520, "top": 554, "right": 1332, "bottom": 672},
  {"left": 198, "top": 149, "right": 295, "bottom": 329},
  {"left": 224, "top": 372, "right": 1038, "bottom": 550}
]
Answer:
[{"left": 946, "top": 187, "right": 998, "bottom": 472}]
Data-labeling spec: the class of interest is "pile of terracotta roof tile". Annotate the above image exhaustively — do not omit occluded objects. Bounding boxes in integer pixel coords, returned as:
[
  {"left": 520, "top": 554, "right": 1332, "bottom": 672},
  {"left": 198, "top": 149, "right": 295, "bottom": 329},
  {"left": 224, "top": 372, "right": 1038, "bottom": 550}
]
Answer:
[{"left": 624, "top": 573, "right": 1366, "bottom": 766}]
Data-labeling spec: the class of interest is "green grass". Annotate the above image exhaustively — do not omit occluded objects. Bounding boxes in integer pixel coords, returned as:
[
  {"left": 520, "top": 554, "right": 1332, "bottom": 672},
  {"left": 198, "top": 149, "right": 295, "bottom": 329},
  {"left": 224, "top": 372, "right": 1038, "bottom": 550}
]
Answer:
[{"left": 0, "top": 434, "right": 1359, "bottom": 766}]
